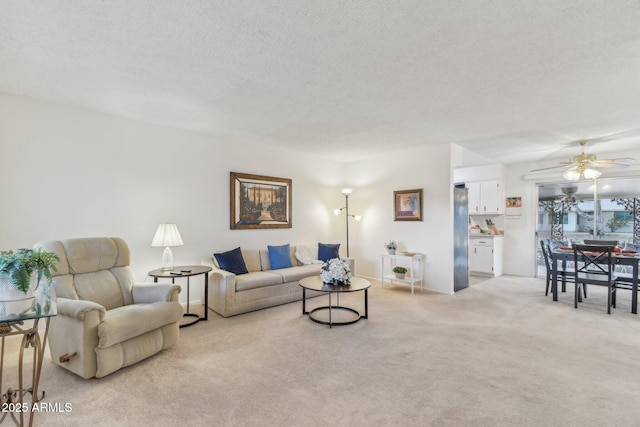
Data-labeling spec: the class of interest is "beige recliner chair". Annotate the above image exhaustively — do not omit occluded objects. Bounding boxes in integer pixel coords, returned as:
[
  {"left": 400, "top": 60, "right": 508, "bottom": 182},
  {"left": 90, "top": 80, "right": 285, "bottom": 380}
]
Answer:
[{"left": 35, "top": 237, "right": 183, "bottom": 379}]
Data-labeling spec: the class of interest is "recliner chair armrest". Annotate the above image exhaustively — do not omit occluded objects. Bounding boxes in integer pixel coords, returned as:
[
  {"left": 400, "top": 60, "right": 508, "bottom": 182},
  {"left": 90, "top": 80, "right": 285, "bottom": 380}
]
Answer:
[
  {"left": 57, "top": 297, "right": 106, "bottom": 322},
  {"left": 132, "top": 283, "right": 181, "bottom": 303}
]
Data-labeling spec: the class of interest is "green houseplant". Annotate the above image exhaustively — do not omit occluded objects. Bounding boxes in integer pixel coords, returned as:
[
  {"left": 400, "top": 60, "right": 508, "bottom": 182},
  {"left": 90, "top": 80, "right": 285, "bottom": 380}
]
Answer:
[
  {"left": 392, "top": 266, "right": 407, "bottom": 279},
  {"left": 0, "top": 248, "right": 60, "bottom": 295}
]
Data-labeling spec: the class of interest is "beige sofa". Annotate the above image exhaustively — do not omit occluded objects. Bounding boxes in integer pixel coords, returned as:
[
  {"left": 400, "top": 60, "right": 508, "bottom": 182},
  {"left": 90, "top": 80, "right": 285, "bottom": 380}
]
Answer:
[
  {"left": 35, "top": 237, "right": 183, "bottom": 379},
  {"left": 202, "top": 245, "right": 353, "bottom": 317}
]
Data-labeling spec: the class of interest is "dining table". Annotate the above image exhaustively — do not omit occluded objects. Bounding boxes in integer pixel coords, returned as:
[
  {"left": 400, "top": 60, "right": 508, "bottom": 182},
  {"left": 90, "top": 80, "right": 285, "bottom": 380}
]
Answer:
[{"left": 551, "top": 248, "right": 640, "bottom": 314}]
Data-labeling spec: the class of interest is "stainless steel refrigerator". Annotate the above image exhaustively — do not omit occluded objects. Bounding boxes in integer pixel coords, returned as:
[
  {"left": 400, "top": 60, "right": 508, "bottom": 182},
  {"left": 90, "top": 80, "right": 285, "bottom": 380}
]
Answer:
[{"left": 453, "top": 184, "right": 469, "bottom": 292}]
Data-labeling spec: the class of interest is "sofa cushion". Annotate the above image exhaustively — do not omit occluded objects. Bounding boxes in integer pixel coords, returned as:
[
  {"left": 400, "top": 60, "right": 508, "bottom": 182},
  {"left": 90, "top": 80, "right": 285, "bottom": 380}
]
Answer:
[
  {"left": 214, "top": 247, "right": 248, "bottom": 275},
  {"left": 318, "top": 243, "right": 340, "bottom": 261},
  {"left": 241, "top": 249, "right": 262, "bottom": 273},
  {"left": 268, "top": 244, "right": 293, "bottom": 270},
  {"left": 260, "top": 248, "right": 295, "bottom": 271},
  {"left": 269, "top": 264, "right": 322, "bottom": 283},
  {"left": 295, "top": 243, "right": 319, "bottom": 265},
  {"left": 235, "top": 271, "right": 284, "bottom": 292}
]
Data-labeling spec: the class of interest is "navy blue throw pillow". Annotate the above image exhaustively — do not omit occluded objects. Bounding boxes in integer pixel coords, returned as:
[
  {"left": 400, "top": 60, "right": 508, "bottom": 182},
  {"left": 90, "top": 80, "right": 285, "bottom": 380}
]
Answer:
[
  {"left": 268, "top": 244, "right": 293, "bottom": 270},
  {"left": 214, "top": 247, "right": 248, "bottom": 275},
  {"left": 318, "top": 243, "right": 340, "bottom": 261}
]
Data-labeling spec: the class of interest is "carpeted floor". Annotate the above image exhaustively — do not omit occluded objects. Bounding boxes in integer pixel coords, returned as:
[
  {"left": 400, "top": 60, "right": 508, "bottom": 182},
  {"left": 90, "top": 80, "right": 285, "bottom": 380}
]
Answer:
[{"left": 6, "top": 275, "right": 640, "bottom": 426}]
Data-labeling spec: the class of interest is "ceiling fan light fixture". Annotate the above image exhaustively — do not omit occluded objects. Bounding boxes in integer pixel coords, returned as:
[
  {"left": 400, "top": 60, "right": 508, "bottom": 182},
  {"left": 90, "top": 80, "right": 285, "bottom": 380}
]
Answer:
[
  {"left": 562, "top": 169, "right": 581, "bottom": 181},
  {"left": 562, "top": 166, "right": 601, "bottom": 181},
  {"left": 582, "top": 168, "right": 602, "bottom": 180}
]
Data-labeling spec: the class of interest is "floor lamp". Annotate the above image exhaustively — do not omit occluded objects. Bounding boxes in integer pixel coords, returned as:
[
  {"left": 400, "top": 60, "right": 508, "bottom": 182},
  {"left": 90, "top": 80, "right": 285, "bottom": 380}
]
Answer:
[{"left": 333, "top": 188, "right": 361, "bottom": 257}]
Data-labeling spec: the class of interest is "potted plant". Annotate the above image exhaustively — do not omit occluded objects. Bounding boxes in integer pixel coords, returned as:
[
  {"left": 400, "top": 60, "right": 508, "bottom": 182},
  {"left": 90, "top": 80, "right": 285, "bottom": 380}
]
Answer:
[
  {"left": 384, "top": 240, "right": 398, "bottom": 255},
  {"left": 392, "top": 266, "right": 407, "bottom": 279},
  {"left": 0, "top": 248, "right": 60, "bottom": 301}
]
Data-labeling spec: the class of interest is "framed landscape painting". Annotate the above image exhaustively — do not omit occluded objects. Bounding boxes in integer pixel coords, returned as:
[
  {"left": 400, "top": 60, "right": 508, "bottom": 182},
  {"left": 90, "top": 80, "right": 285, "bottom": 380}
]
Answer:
[
  {"left": 394, "top": 189, "right": 423, "bottom": 221},
  {"left": 230, "top": 172, "right": 292, "bottom": 229}
]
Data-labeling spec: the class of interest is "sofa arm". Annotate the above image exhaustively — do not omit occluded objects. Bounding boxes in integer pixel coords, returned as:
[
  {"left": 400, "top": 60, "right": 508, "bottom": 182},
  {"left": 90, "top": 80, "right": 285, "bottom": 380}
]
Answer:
[
  {"left": 201, "top": 258, "right": 236, "bottom": 287},
  {"left": 132, "top": 283, "right": 181, "bottom": 303},
  {"left": 202, "top": 258, "right": 237, "bottom": 317},
  {"left": 57, "top": 297, "right": 106, "bottom": 323}
]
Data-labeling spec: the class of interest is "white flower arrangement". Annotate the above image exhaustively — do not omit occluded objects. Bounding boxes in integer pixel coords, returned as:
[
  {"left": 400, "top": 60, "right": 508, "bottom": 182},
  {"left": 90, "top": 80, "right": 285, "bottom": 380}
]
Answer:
[
  {"left": 384, "top": 240, "right": 398, "bottom": 250},
  {"left": 320, "top": 258, "right": 352, "bottom": 285}
]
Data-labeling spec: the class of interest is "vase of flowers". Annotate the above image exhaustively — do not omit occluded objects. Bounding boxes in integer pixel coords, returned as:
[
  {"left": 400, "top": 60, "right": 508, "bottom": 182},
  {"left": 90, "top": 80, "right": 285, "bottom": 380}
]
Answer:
[
  {"left": 384, "top": 240, "right": 398, "bottom": 255},
  {"left": 320, "top": 258, "right": 352, "bottom": 285}
]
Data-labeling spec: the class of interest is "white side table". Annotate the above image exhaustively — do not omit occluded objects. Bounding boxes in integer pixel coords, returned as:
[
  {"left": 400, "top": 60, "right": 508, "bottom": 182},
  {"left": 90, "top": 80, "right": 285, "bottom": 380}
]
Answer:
[{"left": 380, "top": 253, "right": 425, "bottom": 294}]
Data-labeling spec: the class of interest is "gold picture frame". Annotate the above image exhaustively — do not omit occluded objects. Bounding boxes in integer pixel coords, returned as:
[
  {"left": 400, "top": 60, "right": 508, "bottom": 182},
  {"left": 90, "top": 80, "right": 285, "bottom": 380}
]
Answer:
[
  {"left": 230, "top": 172, "right": 292, "bottom": 229},
  {"left": 394, "top": 189, "right": 423, "bottom": 221}
]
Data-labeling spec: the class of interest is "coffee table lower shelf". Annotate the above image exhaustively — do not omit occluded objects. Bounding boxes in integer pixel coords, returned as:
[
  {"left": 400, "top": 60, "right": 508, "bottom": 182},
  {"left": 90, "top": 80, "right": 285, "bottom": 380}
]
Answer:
[{"left": 308, "top": 304, "right": 363, "bottom": 327}]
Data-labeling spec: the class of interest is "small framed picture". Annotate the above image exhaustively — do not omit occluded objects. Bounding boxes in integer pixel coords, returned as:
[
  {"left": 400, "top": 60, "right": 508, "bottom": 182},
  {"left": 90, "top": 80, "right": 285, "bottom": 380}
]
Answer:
[
  {"left": 230, "top": 172, "right": 292, "bottom": 229},
  {"left": 506, "top": 196, "right": 522, "bottom": 216},
  {"left": 394, "top": 189, "right": 423, "bottom": 221}
]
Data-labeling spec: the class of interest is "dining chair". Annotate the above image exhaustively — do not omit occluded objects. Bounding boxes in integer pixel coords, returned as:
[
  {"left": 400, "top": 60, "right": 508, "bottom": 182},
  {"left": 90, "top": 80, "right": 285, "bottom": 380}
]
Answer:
[
  {"left": 613, "top": 245, "right": 638, "bottom": 290},
  {"left": 572, "top": 244, "right": 619, "bottom": 314},
  {"left": 540, "top": 240, "right": 575, "bottom": 296},
  {"left": 583, "top": 239, "right": 618, "bottom": 246}
]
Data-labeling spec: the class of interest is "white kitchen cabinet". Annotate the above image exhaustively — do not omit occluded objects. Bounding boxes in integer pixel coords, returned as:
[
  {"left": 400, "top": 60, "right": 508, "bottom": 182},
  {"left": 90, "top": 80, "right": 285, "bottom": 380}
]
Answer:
[
  {"left": 469, "top": 236, "right": 503, "bottom": 277},
  {"left": 467, "top": 180, "right": 501, "bottom": 214}
]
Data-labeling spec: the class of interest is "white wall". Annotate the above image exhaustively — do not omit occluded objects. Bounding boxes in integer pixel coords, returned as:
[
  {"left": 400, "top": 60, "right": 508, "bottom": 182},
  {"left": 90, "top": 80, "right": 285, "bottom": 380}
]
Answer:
[
  {"left": 0, "top": 92, "right": 458, "bottom": 303},
  {"left": 344, "top": 143, "right": 454, "bottom": 294},
  {"left": 502, "top": 164, "right": 538, "bottom": 276},
  {"left": 0, "top": 93, "right": 346, "bottom": 304}
]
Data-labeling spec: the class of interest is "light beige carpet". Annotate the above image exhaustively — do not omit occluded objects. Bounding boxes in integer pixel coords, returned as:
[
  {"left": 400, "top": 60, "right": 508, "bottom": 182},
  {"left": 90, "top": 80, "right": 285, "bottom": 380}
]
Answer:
[{"left": 6, "top": 275, "right": 640, "bottom": 426}]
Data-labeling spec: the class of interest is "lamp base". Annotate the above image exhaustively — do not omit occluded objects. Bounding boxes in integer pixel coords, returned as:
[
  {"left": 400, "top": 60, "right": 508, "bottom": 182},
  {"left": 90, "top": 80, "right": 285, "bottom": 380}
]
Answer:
[{"left": 161, "top": 247, "right": 174, "bottom": 271}]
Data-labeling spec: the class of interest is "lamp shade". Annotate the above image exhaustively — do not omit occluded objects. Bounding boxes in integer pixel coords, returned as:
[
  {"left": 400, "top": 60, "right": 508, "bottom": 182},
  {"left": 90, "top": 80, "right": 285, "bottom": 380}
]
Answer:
[{"left": 151, "top": 224, "right": 184, "bottom": 247}]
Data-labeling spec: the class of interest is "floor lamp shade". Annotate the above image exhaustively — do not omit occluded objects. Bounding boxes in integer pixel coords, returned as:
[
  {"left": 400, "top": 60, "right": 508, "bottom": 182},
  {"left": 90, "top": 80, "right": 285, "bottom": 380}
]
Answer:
[{"left": 151, "top": 223, "right": 184, "bottom": 271}]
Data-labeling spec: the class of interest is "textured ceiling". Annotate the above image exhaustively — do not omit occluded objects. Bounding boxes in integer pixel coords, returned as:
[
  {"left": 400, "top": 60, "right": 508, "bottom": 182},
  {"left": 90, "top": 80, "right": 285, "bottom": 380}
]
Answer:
[{"left": 2, "top": 1, "right": 640, "bottom": 163}]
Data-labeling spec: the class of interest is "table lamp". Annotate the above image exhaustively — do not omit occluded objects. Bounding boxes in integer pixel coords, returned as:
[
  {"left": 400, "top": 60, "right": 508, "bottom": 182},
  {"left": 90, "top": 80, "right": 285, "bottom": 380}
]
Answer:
[{"left": 151, "top": 223, "right": 184, "bottom": 271}]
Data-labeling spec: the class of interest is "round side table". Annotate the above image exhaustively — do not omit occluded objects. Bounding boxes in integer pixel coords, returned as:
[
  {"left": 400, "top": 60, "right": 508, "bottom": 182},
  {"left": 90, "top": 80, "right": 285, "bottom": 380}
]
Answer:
[{"left": 148, "top": 265, "right": 212, "bottom": 327}]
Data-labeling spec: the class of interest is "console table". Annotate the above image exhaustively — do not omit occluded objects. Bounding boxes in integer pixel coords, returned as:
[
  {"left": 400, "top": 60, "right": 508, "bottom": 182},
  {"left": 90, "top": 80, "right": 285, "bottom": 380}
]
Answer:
[
  {"left": 380, "top": 253, "right": 425, "bottom": 294},
  {"left": 0, "top": 285, "right": 57, "bottom": 426}
]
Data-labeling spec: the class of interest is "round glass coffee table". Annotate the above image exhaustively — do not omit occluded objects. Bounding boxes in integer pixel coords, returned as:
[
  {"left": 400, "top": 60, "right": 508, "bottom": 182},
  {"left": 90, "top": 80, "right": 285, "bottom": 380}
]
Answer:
[{"left": 299, "top": 276, "right": 371, "bottom": 328}]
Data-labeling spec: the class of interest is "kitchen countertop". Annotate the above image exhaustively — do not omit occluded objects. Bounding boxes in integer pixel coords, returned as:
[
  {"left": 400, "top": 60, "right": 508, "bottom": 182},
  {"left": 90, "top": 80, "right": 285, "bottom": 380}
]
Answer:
[{"left": 469, "top": 233, "right": 503, "bottom": 238}]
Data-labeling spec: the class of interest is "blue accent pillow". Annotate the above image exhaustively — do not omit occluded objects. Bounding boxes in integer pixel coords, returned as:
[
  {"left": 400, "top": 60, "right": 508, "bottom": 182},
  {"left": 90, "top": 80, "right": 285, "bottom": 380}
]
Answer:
[
  {"left": 268, "top": 244, "right": 293, "bottom": 270},
  {"left": 214, "top": 247, "right": 248, "bottom": 275},
  {"left": 318, "top": 243, "right": 340, "bottom": 261}
]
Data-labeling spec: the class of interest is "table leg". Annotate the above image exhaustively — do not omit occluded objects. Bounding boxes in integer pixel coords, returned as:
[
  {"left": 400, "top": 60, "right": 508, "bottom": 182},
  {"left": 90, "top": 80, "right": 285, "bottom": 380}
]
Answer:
[
  {"left": 363, "top": 288, "right": 369, "bottom": 319},
  {"left": 186, "top": 276, "right": 190, "bottom": 314},
  {"left": 633, "top": 261, "right": 638, "bottom": 315},
  {"left": 204, "top": 272, "right": 209, "bottom": 321},
  {"left": 302, "top": 287, "right": 307, "bottom": 315},
  {"left": 552, "top": 255, "right": 559, "bottom": 301},
  {"left": 328, "top": 293, "right": 332, "bottom": 328}
]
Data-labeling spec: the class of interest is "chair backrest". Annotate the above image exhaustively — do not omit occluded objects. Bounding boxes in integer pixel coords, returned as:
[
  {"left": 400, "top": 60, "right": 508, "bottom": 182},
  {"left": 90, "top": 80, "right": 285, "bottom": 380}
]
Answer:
[
  {"left": 572, "top": 244, "right": 615, "bottom": 281},
  {"left": 583, "top": 239, "right": 618, "bottom": 246},
  {"left": 34, "top": 237, "right": 134, "bottom": 309},
  {"left": 540, "top": 240, "right": 551, "bottom": 270}
]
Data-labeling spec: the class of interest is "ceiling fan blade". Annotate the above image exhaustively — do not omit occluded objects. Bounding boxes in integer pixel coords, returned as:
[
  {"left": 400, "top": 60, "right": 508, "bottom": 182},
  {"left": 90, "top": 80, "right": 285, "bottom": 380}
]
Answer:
[
  {"left": 592, "top": 158, "right": 636, "bottom": 168},
  {"left": 529, "top": 164, "right": 572, "bottom": 172},
  {"left": 598, "top": 157, "right": 636, "bottom": 163}
]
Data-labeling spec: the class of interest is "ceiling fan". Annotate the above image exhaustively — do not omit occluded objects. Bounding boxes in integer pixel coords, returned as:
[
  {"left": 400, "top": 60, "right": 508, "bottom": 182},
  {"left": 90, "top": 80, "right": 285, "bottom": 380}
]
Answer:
[
  {"left": 530, "top": 141, "right": 635, "bottom": 181},
  {"left": 558, "top": 186, "right": 579, "bottom": 203}
]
